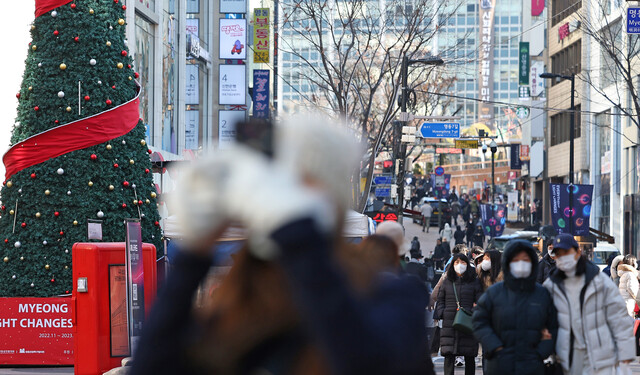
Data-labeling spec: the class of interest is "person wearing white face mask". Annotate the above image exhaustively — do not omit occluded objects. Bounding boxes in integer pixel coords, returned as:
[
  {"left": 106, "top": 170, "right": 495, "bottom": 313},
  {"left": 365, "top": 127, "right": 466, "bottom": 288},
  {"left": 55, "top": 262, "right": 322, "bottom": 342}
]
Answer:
[
  {"left": 543, "top": 234, "right": 635, "bottom": 375},
  {"left": 473, "top": 240, "right": 557, "bottom": 374},
  {"left": 476, "top": 250, "right": 503, "bottom": 292},
  {"left": 434, "top": 253, "right": 483, "bottom": 375}
]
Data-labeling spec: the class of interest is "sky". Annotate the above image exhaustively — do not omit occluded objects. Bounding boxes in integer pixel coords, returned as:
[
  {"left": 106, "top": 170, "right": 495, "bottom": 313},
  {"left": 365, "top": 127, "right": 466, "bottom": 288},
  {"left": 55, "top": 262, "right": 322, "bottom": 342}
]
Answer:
[{"left": 0, "top": 3, "right": 35, "bottom": 180}]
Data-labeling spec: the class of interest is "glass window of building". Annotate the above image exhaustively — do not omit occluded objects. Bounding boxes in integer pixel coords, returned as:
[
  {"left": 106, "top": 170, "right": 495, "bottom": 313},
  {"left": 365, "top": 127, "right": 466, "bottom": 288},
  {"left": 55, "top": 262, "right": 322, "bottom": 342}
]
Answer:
[
  {"left": 161, "top": 0, "right": 179, "bottom": 153},
  {"left": 135, "top": 15, "right": 155, "bottom": 144}
]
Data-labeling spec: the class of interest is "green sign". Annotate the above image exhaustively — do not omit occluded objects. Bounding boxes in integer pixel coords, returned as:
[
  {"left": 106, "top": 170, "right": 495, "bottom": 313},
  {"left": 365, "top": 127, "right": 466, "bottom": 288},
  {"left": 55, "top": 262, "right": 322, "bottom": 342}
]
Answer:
[{"left": 519, "top": 42, "right": 530, "bottom": 86}]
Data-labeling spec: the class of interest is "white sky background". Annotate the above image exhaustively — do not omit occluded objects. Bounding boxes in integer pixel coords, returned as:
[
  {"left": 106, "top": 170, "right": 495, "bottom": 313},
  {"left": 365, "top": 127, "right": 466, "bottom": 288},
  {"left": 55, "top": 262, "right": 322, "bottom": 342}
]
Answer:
[{"left": 0, "top": 3, "right": 35, "bottom": 180}]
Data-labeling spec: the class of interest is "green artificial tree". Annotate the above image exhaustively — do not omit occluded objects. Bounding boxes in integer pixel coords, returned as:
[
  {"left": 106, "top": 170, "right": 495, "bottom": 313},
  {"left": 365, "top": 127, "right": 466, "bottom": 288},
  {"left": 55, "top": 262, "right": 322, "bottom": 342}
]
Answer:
[{"left": 0, "top": 0, "right": 162, "bottom": 297}]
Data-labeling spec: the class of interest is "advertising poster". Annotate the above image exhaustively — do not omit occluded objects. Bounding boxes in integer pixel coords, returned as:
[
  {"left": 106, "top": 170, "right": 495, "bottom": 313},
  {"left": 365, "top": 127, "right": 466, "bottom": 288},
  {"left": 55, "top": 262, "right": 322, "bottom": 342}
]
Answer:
[
  {"left": 0, "top": 297, "right": 73, "bottom": 365},
  {"left": 253, "top": 8, "right": 270, "bottom": 63},
  {"left": 125, "top": 220, "right": 144, "bottom": 353},
  {"left": 219, "top": 110, "right": 246, "bottom": 149},
  {"left": 480, "top": 204, "right": 507, "bottom": 237},
  {"left": 185, "top": 110, "right": 199, "bottom": 150},
  {"left": 507, "top": 191, "right": 519, "bottom": 222},
  {"left": 252, "top": 70, "right": 270, "bottom": 119},
  {"left": 109, "top": 266, "right": 129, "bottom": 357},
  {"left": 430, "top": 174, "right": 451, "bottom": 198},
  {"left": 219, "top": 65, "right": 246, "bottom": 105},
  {"left": 549, "top": 183, "right": 594, "bottom": 236},
  {"left": 220, "top": 0, "right": 247, "bottom": 13},
  {"left": 220, "top": 19, "right": 247, "bottom": 60}
]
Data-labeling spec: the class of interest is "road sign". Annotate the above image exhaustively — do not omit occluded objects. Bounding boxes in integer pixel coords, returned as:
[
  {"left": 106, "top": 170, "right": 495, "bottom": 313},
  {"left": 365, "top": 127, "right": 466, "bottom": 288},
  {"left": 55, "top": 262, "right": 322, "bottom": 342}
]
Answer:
[
  {"left": 375, "top": 188, "right": 391, "bottom": 197},
  {"left": 435, "top": 166, "right": 445, "bottom": 176},
  {"left": 419, "top": 123, "right": 460, "bottom": 138},
  {"left": 455, "top": 139, "right": 479, "bottom": 149},
  {"left": 628, "top": 8, "right": 640, "bottom": 34},
  {"left": 373, "top": 176, "right": 393, "bottom": 185}
]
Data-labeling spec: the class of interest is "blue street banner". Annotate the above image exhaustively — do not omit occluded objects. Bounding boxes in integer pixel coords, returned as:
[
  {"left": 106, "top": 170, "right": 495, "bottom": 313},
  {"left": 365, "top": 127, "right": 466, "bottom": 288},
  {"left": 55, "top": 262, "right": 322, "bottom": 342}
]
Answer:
[
  {"left": 628, "top": 8, "right": 640, "bottom": 34},
  {"left": 419, "top": 123, "right": 460, "bottom": 138},
  {"left": 125, "top": 219, "right": 145, "bottom": 353},
  {"left": 510, "top": 143, "right": 522, "bottom": 170},
  {"left": 373, "top": 176, "right": 393, "bottom": 185},
  {"left": 480, "top": 204, "right": 507, "bottom": 237},
  {"left": 252, "top": 70, "right": 270, "bottom": 119},
  {"left": 430, "top": 173, "right": 451, "bottom": 198},
  {"left": 549, "top": 184, "right": 593, "bottom": 236}
]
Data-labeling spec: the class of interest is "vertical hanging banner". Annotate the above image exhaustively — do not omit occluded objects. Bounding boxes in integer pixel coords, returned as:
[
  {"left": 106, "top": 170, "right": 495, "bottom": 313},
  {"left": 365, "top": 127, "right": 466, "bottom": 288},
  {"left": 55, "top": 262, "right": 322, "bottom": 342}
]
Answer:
[
  {"left": 510, "top": 143, "right": 522, "bottom": 170},
  {"left": 220, "top": 18, "right": 247, "bottom": 60},
  {"left": 480, "top": 204, "right": 507, "bottom": 237},
  {"left": 478, "top": 0, "right": 497, "bottom": 125},
  {"left": 252, "top": 70, "right": 270, "bottom": 119},
  {"left": 253, "top": 8, "right": 270, "bottom": 63},
  {"left": 532, "top": 0, "right": 544, "bottom": 16},
  {"left": 549, "top": 184, "right": 594, "bottom": 236},
  {"left": 519, "top": 42, "right": 530, "bottom": 85},
  {"left": 125, "top": 220, "right": 145, "bottom": 353},
  {"left": 430, "top": 174, "right": 451, "bottom": 198}
]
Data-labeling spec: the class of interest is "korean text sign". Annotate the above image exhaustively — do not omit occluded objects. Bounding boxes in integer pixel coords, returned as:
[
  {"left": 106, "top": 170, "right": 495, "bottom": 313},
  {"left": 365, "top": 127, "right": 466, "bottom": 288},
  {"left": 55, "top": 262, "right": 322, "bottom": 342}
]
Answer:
[{"left": 253, "top": 8, "right": 270, "bottom": 63}]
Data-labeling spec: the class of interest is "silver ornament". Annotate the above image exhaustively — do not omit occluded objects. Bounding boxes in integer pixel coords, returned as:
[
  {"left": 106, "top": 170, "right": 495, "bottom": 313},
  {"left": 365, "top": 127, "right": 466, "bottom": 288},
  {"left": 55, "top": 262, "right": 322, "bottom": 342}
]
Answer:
[
  {"left": 67, "top": 190, "right": 71, "bottom": 195},
  {"left": 90, "top": 59, "right": 97, "bottom": 66},
  {"left": 132, "top": 184, "right": 136, "bottom": 189},
  {"left": 18, "top": 189, "right": 22, "bottom": 193},
  {"left": 38, "top": 63, "right": 42, "bottom": 67},
  {"left": 14, "top": 241, "right": 21, "bottom": 248},
  {"left": 58, "top": 91, "right": 65, "bottom": 98},
  {"left": 98, "top": 80, "right": 102, "bottom": 85},
  {"left": 109, "top": 26, "right": 113, "bottom": 30},
  {"left": 65, "top": 249, "right": 69, "bottom": 254},
  {"left": 43, "top": 240, "right": 48, "bottom": 245},
  {"left": 97, "top": 211, "right": 104, "bottom": 218},
  {"left": 122, "top": 140, "right": 126, "bottom": 145},
  {"left": 141, "top": 213, "right": 145, "bottom": 218},
  {"left": 51, "top": 11, "right": 57, "bottom": 17},
  {"left": 30, "top": 283, "right": 34, "bottom": 287},
  {"left": 57, "top": 168, "right": 64, "bottom": 175},
  {"left": 11, "top": 275, "right": 16, "bottom": 280}
]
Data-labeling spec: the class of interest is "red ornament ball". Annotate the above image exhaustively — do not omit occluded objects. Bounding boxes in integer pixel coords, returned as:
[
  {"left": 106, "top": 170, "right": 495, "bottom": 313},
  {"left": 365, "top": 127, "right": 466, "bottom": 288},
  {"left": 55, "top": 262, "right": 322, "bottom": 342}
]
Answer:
[
  {"left": 30, "top": 173, "right": 36, "bottom": 179},
  {"left": 114, "top": 0, "right": 118, "bottom": 3},
  {"left": 122, "top": 203, "right": 127, "bottom": 209},
  {"left": 21, "top": 223, "right": 26, "bottom": 228},
  {"left": 123, "top": 181, "right": 130, "bottom": 187},
  {"left": 60, "top": 231, "right": 65, "bottom": 236},
  {"left": 112, "top": 85, "right": 116, "bottom": 89},
  {"left": 144, "top": 168, "right": 149, "bottom": 174},
  {"left": 54, "top": 30, "right": 59, "bottom": 36},
  {"left": 113, "top": 163, "right": 119, "bottom": 168},
  {"left": 138, "top": 200, "right": 143, "bottom": 206},
  {"left": 34, "top": 106, "right": 39, "bottom": 111},
  {"left": 74, "top": 36, "right": 79, "bottom": 43},
  {"left": 54, "top": 120, "right": 59, "bottom": 124},
  {"left": 84, "top": 95, "right": 90, "bottom": 101},
  {"left": 121, "top": 50, "right": 127, "bottom": 57},
  {"left": 51, "top": 279, "right": 55, "bottom": 283},
  {"left": 122, "top": 5, "right": 126, "bottom": 10},
  {"left": 106, "top": 99, "right": 112, "bottom": 105},
  {"left": 90, "top": 154, "right": 97, "bottom": 160},
  {"left": 1, "top": 206, "right": 4, "bottom": 211},
  {"left": 134, "top": 72, "right": 140, "bottom": 79},
  {"left": 54, "top": 212, "right": 60, "bottom": 217},
  {"left": 3, "top": 239, "right": 7, "bottom": 244},
  {"left": 16, "top": 93, "right": 20, "bottom": 99},
  {"left": 127, "top": 64, "right": 131, "bottom": 69},
  {"left": 147, "top": 149, "right": 152, "bottom": 154},
  {"left": 70, "top": 3, "right": 76, "bottom": 9},
  {"left": 154, "top": 221, "right": 160, "bottom": 227}
]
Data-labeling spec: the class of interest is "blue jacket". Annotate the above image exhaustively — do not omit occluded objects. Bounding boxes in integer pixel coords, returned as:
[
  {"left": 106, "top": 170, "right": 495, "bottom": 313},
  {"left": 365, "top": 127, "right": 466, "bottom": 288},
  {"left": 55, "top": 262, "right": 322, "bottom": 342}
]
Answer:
[{"left": 473, "top": 240, "right": 558, "bottom": 375}]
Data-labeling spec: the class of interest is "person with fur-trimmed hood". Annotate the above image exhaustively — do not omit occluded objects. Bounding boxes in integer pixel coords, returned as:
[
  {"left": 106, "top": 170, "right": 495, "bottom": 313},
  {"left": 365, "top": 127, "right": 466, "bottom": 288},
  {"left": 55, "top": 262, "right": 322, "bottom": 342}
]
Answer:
[
  {"left": 617, "top": 254, "right": 640, "bottom": 317},
  {"left": 610, "top": 254, "right": 625, "bottom": 286},
  {"left": 543, "top": 234, "right": 635, "bottom": 375},
  {"left": 476, "top": 250, "right": 503, "bottom": 292},
  {"left": 473, "top": 240, "right": 557, "bottom": 374}
]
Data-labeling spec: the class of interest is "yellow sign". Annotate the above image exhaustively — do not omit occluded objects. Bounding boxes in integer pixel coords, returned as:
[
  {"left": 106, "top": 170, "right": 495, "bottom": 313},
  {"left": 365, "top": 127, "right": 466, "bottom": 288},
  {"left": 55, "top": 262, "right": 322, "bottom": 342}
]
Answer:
[
  {"left": 253, "top": 8, "right": 270, "bottom": 64},
  {"left": 455, "top": 139, "right": 479, "bottom": 149}
]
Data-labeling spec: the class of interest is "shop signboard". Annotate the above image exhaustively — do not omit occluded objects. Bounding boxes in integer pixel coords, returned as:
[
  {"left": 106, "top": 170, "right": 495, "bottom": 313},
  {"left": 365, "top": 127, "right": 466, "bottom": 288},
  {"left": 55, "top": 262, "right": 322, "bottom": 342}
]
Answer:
[
  {"left": 219, "top": 65, "right": 246, "bottom": 105},
  {"left": 220, "top": 19, "right": 247, "bottom": 60}
]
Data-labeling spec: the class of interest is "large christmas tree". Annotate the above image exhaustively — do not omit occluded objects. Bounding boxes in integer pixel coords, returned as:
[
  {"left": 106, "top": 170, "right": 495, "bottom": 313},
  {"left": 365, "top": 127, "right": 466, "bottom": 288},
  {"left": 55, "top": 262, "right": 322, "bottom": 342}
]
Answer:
[{"left": 0, "top": 0, "right": 163, "bottom": 297}]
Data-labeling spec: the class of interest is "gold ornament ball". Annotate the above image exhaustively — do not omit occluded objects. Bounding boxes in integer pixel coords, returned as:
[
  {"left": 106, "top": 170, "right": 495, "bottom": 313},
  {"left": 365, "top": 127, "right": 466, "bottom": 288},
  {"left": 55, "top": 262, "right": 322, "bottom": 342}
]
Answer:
[
  {"left": 106, "top": 41, "right": 112, "bottom": 47},
  {"left": 108, "top": 185, "right": 115, "bottom": 191},
  {"left": 31, "top": 45, "right": 37, "bottom": 51},
  {"left": 45, "top": 264, "right": 50, "bottom": 270},
  {"left": 117, "top": 63, "right": 124, "bottom": 69},
  {"left": 3, "top": 257, "right": 8, "bottom": 263},
  {"left": 88, "top": 181, "right": 94, "bottom": 187},
  {"left": 89, "top": 8, "right": 94, "bottom": 14},
  {"left": 28, "top": 86, "right": 33, "bottom": 91},
  {"left": 150, "top": 192, "right": 157, "bottom": 199},
  {"left": 106, "top": 144, "right": 113, "bottom": 150},
  {"left": 128, "top": 76, "right": 133, "bottom": 81},
  {"left": 20, "top": 257, "right": 24, "bottom": 261},
  {"left": 31, "top": 25, "right": 36, "bottom": 31},
  {"left": 118, "top": 18, "right": 125, "bottom": 25},
  {"left": 73, "top": 220, "right": 78, "bottom": 226},
  {"left": 66, "top": 106, "right": 72, "bottom": 112},
  {"left": 145, "top": 199, "right": 150, "bottom": 204},
  {"left": 45, "top": 189, "right": 51, "bottom": 196},
  {"left": 9, "top": 210, "right": 14, "bottom": 215},
  {"left": 133, "top": 200, "right": 138, "bottom": 205},
  {"left": 140, "top": 140, "right": 146, "bottom": 146},
  {"left": 35, "top": 212, "right": 41, "bottom": 218},
  {"left": 59, "top": 63, "right": 67, "bottom": 70},
  {"left": 65, "top": 266, "right": 69, "bottom": 269},
  {"left": 6, "top": 181, "right": 12, "bottom": 188},
  {"left": 129, "top": 159, "right": 135, "bottom": 165}
]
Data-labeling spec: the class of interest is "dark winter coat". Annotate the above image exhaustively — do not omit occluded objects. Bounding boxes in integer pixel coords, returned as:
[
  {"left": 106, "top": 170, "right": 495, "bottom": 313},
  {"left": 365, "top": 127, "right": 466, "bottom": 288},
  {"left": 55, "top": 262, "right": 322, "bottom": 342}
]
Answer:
[
  {"left": 434, "top": 272, "right": 483, "bottom": 356},
  {"left": 433, "top": 244, "right": 449, "bottom": 261},
  {"left": 536, "top": 253, "right": 555, "bottom": 284},
  {"left": 405, "top": 261, "right": 431, "bottom": 287},
  {"left": 472, "top": 240, "right": 558, "bottom": 375},
  {"left": 453, "top": 230, "right": 465, "bottom": 245},
  {"left": 473, "top": 229, "right": 485, "bottom": 247}
]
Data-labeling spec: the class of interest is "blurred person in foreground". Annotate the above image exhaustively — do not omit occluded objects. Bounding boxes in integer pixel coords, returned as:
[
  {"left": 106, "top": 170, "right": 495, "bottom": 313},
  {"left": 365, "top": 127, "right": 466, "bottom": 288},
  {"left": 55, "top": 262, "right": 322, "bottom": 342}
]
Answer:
[
  {"left": 543, "top": 234, "right": 634, "bottom": 375},
  {"left": 473, "top": 241, "right": 557, "bottom": 375},
  {"left": 376, "top": 220, "right": 410, "bottom": 269},
  {"left": 130, "top": 117, "right": 432, "bottom": 375},
  {"left": 434, "top": 253, "right": 482, "bottom": 375}
]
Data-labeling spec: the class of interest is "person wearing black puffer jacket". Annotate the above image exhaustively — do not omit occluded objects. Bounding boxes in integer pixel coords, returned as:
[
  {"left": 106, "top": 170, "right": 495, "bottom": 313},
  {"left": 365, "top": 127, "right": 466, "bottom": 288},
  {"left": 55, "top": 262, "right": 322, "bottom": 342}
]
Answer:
[
  {"left": 434, "top": 253, "right": 483, "bottom": 375},
  {"left": 536, "top": 245, "right": 556, "bottom": 284},
  {"left": 472, "top": 240, "right": 558, "bottom": 375}
]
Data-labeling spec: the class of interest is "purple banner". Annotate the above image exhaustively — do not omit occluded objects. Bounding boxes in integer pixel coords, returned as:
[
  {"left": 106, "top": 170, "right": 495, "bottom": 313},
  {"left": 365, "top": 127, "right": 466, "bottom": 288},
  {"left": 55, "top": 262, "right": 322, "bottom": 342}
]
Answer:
[
  {"left": 549, "top": 183, "right": 593, "bottom": 236},
  {"left": 125, "top": 220, "right": 145, "bottom": 352},
  {"left": 480, "top": 204, "right": 507, "bottom": 237},
  {"left": 252, "top": 69, "right": 270, "bottom": 119},
  {"left": 430, "top": 173, "right": 451, "bottom": 198}
]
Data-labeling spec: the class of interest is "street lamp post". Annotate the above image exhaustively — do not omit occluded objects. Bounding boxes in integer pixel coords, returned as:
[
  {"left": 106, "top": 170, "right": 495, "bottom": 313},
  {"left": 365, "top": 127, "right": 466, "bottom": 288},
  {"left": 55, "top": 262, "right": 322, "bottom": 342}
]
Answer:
[
  {"left": 540, "top": 72, "right": 575, "bottom": 234},
  {"left": 397, "top": 56, "right": 444, "bottom": 223},
  {"left": 490, "top": 139, "right": 497, "bottom": 204}
]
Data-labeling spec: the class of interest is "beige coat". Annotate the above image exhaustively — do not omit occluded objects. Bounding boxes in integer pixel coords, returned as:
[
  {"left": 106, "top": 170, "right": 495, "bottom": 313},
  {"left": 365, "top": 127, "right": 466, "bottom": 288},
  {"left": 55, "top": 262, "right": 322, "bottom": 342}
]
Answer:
[{"left": 617, "top": 264, "right": 640, "bottom": 317}]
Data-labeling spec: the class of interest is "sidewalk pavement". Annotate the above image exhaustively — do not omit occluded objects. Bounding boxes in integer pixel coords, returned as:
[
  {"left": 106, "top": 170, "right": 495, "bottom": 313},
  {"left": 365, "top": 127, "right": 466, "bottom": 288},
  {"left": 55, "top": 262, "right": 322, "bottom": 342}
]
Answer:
[{"left": 432, "top": 356, "right": 640, "bottom": 374}]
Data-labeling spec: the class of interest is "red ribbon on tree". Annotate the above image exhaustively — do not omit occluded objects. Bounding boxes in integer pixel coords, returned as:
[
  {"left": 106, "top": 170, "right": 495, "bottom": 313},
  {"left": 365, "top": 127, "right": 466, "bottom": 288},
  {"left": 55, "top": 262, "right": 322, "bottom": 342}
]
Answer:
[
  {"left": 35, "top": 0, "right": 73, "bottom": 18},
  {"left": 3, "top": 93, "right": 141, "bottom": 182}
]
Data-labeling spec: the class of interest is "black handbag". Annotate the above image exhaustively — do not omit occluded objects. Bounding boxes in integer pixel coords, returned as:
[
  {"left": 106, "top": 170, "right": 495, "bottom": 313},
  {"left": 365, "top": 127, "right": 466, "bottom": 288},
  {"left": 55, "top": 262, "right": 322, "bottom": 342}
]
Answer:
[{"left": 452, "top": 282, "right": 474, "bottom": 335}]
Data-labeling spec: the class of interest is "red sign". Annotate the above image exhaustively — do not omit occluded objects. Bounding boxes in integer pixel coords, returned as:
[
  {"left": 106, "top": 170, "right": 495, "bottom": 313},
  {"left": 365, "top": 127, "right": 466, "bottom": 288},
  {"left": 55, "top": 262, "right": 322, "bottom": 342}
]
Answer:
[
  {"left": 435, "top": 148, "right": 462, "bottom": 154},
  {"left": 367, "top": 212, "right": 399, "bottom": 223},
  {"left": 559, "top": 23, "right": 570, "bottom": 41},
  {"left": 0, "top": 297, "right": 73, "bottom": 365},
  {"left": 532, "top": 0, "right": 544, "bottom": 16},
  {"left": 520, "top": 145, "right": 530, "bottom": 161}
]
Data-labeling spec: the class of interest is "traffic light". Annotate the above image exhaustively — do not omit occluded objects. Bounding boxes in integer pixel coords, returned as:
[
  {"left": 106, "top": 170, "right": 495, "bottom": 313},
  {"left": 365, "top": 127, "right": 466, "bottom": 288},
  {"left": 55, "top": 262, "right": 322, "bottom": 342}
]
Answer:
[{"left": 383, "top": 160, "right": 394, "bottom": 173}]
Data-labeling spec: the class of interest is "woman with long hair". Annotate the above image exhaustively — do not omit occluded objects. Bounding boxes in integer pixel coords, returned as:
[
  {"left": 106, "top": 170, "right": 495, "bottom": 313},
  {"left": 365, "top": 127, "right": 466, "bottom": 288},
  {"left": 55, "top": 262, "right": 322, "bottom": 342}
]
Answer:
[
  {"left": 434, "top": 253, "right": 483, "bottom": 375},
  {"left": 477, "top": 250, "right": 503, "bottom": 291}
]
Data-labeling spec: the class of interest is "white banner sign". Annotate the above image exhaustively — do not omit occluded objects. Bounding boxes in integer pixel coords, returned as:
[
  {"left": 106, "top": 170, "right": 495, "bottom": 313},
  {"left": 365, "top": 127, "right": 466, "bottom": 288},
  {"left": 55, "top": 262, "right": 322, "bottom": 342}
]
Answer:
[
  {"left": 219, "top": 19, "right": 247, "bottom": 60},
  {"left": 185, "top": 110, "right": 199, "bottom": 150},
  {"left": 507, "top": 191, "right": 518, "bottom": 222},
  {"left": 185, "top": 64, "right": 199, "bottom": 105},
  {"left": 220, "top": 0, "right": 247, "bottom": 13},
  {"left": 530, "top": 60, "right": 545, "bottom": 98},
  {"left": 219, "top": 65, "right": 246, "bottom": 105},
  {"left": 218, "top": 110, "right": 246, "bottom": 149}
]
